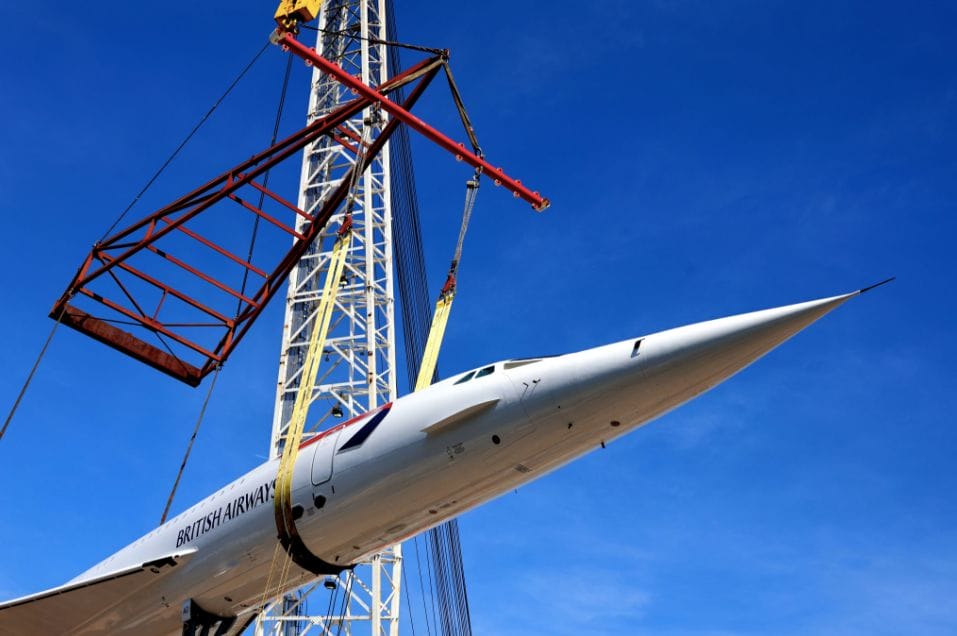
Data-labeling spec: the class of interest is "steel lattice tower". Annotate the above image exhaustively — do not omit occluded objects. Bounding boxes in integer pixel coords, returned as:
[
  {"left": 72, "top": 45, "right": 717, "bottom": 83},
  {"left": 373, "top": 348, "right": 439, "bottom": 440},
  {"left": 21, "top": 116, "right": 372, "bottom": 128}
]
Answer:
[{"left": 257, "top": 1, "right": 402, "bottom": 633}]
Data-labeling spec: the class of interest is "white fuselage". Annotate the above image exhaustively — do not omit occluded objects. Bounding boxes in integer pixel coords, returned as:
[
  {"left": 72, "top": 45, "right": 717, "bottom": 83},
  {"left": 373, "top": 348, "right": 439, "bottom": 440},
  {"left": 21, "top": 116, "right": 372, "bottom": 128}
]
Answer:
[{"left": 7, "top": 293, "right": 856, "bottom": 635}]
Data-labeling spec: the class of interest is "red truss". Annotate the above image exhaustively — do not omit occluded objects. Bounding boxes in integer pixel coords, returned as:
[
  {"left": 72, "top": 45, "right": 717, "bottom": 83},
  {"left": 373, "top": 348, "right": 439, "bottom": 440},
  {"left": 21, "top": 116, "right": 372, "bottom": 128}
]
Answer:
[{"left": 52, "top": 36, "right": 549, "bottom": 386}]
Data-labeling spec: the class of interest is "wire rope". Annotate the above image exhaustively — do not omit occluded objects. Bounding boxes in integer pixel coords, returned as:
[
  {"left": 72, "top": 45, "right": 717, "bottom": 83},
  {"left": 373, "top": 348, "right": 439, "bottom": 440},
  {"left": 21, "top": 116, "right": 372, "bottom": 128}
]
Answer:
[
  {"left": 237, "top": 51, "right": 295, "bottom": 312},
  {"left": 99, "top": 42, "right": 270, "bottom": 242},
  {"left": 0, "top": 306, "right": 66, "bottom": 443},
  {"left": 413, "top": 536, "right": 436, "bottom": 636},
  {"left": 301, "top": 23, "right": 445, "bottom": 56},
  {"left": 423, "top": 533, "right": 441, "bottom": 636},
  {"left": 384, "top": 6, "right": 474, "bottom": 630},
  {"left": 159, "top": 367, "right": 221, "bottom": 524},
  {"left": 158, "top": 44, "right": 296, "bottom": 527},
  {"left": 402, "top": 554, "right": 420, "bottom": 636},
  {"left": 330, "top": 571, "right": 352, "bottom": 636}
]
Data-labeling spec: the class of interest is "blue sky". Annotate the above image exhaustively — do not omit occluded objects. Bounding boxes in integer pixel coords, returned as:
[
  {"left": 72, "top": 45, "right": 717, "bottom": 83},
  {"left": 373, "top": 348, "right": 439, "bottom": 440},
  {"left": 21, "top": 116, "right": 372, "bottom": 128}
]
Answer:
[{"left": 1, "top": 1, "right": 955, "bottom": 634}]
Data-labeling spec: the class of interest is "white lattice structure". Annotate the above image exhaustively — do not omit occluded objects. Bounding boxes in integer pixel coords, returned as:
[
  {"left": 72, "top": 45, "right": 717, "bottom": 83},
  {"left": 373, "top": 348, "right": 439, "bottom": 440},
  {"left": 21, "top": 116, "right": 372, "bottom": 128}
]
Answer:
[{"left": 257, "top": 1, "right": 402, "bottom": 634}]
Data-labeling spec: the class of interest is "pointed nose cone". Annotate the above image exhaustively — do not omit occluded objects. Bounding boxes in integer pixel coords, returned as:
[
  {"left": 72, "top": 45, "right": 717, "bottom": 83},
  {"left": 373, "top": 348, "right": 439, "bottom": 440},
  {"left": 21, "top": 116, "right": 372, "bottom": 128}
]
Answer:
[
  {"left": 635, "top": 291, "right": 858, "bottom": 409},
  {"left": 521, "top": 286, "right": 883, "bottom": 436}
]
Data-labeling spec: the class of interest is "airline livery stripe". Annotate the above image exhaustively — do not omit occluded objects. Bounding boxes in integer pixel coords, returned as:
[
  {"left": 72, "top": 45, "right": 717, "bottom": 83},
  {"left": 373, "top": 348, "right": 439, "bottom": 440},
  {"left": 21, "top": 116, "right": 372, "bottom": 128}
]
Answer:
[{"left": 298, "top": 402, "right": 394, "bottom": 451}]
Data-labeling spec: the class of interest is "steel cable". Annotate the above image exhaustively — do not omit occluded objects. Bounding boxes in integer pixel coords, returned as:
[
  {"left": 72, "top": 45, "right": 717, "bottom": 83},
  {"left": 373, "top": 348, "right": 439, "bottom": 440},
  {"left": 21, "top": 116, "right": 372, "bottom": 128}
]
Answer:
[
  {"left": 385, "top": 6, "right": 474, "bottom": 632},
  {"left": 159, "top": 367, "right": 220, "bottom": 524},
  {"left": 99, "top": 42, "right": 270, "bottom": 242},
  {"left": 301, "top": 23, "right": 445, "bottom": 56},
  {"left": 236, "top": 52, "right": 295, "bottom": 313},
  {"left": 159, "top": 45, "right": 297, "bottom": 526},
  {"left": 0, "top": 307, "right": 66, "bottom": 443}
]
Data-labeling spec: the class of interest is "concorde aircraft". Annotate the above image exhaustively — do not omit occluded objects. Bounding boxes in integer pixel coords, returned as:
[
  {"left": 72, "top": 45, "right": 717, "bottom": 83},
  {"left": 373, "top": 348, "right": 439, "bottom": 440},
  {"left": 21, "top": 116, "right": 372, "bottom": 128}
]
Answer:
[{"left": 0, "top": 288, "right": 883, "bottom": 635}]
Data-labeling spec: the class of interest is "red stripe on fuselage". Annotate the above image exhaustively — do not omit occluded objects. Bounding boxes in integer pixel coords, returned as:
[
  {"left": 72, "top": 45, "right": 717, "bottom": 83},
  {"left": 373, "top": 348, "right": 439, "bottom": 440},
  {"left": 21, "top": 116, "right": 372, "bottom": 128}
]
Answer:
[{"left": 297, "top": 402, "right": 393, "bottom": 450}]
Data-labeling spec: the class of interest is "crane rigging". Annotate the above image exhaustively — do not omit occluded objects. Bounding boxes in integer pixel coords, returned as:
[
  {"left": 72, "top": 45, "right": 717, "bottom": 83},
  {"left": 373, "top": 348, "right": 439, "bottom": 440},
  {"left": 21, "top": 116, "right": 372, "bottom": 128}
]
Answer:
[
  {"left": 0, "top": 2, "right": 547, "bottom": 634},
  {"left": 0, "top": 5, "right": 892, "bottom": 636},
  {"left": 49, "top": 9, "right": 547, "bottom": 388},
  {"left": 26, "top": 2, "right": 545, "bottom": 634}
]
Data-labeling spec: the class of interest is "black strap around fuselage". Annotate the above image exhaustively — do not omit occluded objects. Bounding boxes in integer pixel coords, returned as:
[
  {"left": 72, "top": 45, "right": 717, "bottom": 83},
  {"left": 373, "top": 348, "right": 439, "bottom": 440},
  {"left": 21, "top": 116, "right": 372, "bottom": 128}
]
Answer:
[{"left": 277, "top": 520, "right": 344, "bottom": 576}]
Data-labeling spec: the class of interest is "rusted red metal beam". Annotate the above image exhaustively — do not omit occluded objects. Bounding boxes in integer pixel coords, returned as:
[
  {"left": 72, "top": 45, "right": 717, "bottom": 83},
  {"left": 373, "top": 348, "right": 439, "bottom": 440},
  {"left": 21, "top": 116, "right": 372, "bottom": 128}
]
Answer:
[
  {"left": 59, "top": 306, "right": 204, "bottom": 386},
  {"left": 201, "top": 62, "right": 445, "bottom": 377},
  {"left": 227, "top": 191, "right": 306, "bottom": 240},
  {"left": 246, "top": 180, "right": 313, "bottom": 223},
  {"left": 142, "top": 244, "right": 259, "bottom": 306},
  {"left": 51, "top": 38, "right": 546, "bottom": 388},
  {"left": 74, "top": 288, "right": 222, "bottom": 360},
  {"left": 160, "top": 217, "right": 269, "bottom": 279},
  {"left": 52, "top": 55, "right": 446, "bottom": 386},
  {"left": 70, "top": 55, "right": 443, "bottom": 289},
  {"left": 277, "top": 32, "right": 551, "bottom": 211},
  {"left": 79, "top": 107, "right": 366, "bottom": 288},
  {"left": 99, "top": 253, "right": 233, "bottom": 325}
]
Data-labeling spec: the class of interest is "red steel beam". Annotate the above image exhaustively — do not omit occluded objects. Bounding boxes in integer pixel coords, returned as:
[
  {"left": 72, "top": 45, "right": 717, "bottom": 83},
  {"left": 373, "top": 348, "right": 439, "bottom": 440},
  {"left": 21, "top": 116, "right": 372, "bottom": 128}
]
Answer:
[
  {"left": 100, "top": 253, "right": 234, "bottom": 325},
  {"left": 227, "top": 191, "right": 306, "bottom": 240},
  {"left": 80, "top": 108, "right": 366, "bottom": 288},
  {"left": 52, "top": 41, "right": 547, "bottom": 387},
  {"left": 142, "top": 244, "right": 259, "bottom": 306},
  {"left": 277, "top": 32, "right": 551, "bottom": 211},
  {"left": 202, "top": 62, "right": 445, "bottom": 377},
  {"left": 93, "top": 55, "right": 443, "bottom": 254},
  {"left": 160, "top": 217, "right": 269, "bottom": 279},
  {"left": 58, "top": 306, "right": 204, "bottom": 386},
  {"left": 75, "top": 289, "right": 221, "bottom": 361},
  {"left": 52, "top": 57, "right": 446, "bottom": 386},
  {"left": 245, "top": 180, "right": 313, "bottom": 223}
]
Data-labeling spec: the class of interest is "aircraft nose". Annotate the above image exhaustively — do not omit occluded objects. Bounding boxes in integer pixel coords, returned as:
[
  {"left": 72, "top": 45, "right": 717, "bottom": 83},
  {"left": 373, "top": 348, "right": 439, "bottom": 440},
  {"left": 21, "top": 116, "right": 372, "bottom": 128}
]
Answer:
[
  {"left": 631, "top": 292, "right": 858, "bottom": 411},
  {"left": 518, "top": 284, "right": 887, "bottom": 433}
]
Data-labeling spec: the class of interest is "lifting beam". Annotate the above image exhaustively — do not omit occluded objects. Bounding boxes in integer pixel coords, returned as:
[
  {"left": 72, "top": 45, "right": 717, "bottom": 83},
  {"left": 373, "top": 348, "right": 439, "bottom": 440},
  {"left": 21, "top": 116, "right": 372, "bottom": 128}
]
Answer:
[
  {"left": 52, "top": 32, "right": 548, "bottom": 387},
  {"left": 275, "top": 32, "right": 549, "bottom": 211}
]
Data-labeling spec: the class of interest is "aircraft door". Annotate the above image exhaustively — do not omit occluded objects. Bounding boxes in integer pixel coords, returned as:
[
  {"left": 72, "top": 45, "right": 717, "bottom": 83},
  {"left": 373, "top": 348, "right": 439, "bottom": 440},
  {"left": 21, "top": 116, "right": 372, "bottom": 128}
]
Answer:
[{"left": 310, "top": 430, "right": 341, "bottom": 485}]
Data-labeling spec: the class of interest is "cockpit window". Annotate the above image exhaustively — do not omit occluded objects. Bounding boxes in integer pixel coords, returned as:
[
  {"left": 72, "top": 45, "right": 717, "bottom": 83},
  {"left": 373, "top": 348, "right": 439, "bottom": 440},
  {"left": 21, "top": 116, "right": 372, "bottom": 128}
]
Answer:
[
  {"left": 454, "top": 370, "right": 476, "bottom": 385},
  {"left": 504, "top": 359, "right": 541, "bottom": 370},
  {"left": 454, "top": 365, "right": 496, "bottom": 386}
]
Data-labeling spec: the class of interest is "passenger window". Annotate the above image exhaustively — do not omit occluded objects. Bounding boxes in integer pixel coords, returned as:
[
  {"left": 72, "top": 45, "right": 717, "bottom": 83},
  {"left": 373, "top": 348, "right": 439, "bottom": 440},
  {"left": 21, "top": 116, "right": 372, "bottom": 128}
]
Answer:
[
  {"left": 632, "top": 339, "right": 643, "bottom": 357},
  {"left": 454, "top": 371, "right": 476, "bottom": 385},
  {"left": 475, "top": 365, "right": 495, "bottom": 379}
]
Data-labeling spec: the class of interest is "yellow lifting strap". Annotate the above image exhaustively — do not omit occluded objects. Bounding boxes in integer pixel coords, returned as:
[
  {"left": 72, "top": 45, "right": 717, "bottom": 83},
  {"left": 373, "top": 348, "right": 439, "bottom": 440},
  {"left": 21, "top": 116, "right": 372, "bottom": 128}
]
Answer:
[
  {"left": 413, "top": 172, "right": 480, "bottom": 393},
  {"left": 414, "top": 291, "right": 455, "bottom": 392},
  {"left": 273, "top": 225, "right": 351, "bottom": 565}
]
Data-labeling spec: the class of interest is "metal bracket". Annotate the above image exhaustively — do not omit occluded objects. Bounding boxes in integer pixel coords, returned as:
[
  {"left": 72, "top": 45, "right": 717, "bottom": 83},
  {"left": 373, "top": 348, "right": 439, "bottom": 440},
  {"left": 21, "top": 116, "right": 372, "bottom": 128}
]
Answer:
[{"left": 181, "top": 599, "right": 236, "bottom": 636}]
